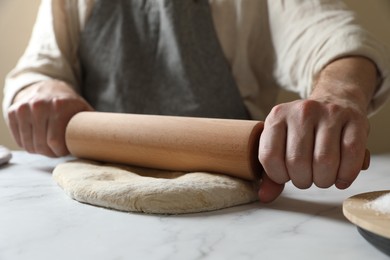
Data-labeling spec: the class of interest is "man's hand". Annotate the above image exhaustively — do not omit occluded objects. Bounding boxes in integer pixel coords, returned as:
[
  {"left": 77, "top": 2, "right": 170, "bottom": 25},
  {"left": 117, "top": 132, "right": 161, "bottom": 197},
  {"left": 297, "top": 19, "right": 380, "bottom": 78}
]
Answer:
[
  {"left": 257, "top": 56, "right": 378, "bottom": 203},
  {"left": 7, "top": 80, "right": 94, "bottom": 157}
]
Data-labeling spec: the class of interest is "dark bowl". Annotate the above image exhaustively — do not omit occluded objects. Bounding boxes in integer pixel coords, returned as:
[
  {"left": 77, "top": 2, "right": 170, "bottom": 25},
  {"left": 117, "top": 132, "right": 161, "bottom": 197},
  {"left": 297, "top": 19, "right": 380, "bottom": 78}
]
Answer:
[{"left": 357, "top": 227, "right": 390, "bottom": 257}]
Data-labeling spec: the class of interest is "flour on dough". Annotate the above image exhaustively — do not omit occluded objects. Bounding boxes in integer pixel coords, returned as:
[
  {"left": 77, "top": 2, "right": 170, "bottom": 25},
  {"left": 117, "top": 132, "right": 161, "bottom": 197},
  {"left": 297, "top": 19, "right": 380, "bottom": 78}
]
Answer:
[{"left": 52, "top": 159, "right": 258, "bottom": 214}]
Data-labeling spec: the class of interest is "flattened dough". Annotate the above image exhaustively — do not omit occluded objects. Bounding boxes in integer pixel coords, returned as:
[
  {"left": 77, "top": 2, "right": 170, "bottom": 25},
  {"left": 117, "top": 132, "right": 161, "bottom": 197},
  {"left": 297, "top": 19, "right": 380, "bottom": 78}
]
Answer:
[{"left": 53, "top": 160, "right": 258, "bottom": 214}]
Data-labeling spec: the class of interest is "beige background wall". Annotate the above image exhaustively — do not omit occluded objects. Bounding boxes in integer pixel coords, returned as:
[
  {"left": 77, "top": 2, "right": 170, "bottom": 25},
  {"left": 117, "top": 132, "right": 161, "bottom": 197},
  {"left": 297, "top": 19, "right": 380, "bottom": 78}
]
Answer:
[{"left": 1, "top": 0, "right": 390, "bottom": 153}]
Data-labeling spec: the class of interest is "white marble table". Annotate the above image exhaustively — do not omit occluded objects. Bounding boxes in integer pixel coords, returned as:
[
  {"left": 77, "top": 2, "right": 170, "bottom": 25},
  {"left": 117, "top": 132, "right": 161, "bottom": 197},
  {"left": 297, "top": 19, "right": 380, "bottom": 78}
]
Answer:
[{"left": 1, "top": 151, "right": 389, "bottom": 260}]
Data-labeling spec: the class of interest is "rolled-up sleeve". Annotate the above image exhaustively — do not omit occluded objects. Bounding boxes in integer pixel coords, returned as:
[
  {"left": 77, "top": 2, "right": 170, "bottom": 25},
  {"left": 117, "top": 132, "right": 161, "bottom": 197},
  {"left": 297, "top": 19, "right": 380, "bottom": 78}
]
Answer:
[
  {"left": 268, "top": 0, "right": 390, "bottom": 115},
  {"left": 2, "top": 0, "right": 83, "bottom": 120}
]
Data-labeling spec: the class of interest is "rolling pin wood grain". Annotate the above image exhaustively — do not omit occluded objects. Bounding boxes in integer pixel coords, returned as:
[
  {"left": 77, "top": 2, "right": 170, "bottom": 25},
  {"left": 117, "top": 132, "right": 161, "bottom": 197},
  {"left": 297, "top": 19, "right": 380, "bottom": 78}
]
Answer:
[
  {"left": 65, "top": 112, "right": 370, "bottom": 181},
  {"left": 65, "top": 112, "right": 264, "bottom": 181}
]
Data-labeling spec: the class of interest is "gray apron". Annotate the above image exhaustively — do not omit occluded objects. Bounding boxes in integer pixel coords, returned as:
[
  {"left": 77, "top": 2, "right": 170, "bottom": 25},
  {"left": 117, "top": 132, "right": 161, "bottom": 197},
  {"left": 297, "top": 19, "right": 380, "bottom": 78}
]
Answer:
[{"left": 79, "top": 0, "right": 250, "bottom": 119}]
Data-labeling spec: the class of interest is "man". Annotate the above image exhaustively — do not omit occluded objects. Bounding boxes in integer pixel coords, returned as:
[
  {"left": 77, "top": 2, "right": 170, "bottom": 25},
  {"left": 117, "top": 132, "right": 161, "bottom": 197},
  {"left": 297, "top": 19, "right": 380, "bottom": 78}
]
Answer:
[{"left": 3, "top": 0, "right": 390, "bottom": 202}]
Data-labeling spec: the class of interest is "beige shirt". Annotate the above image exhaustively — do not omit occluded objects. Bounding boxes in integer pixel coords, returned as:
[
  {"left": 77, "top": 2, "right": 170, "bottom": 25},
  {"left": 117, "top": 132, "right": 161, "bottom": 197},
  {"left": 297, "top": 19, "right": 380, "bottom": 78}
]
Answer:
[{"left": 3, "top": 0, "right": 390, "bottom": 120}]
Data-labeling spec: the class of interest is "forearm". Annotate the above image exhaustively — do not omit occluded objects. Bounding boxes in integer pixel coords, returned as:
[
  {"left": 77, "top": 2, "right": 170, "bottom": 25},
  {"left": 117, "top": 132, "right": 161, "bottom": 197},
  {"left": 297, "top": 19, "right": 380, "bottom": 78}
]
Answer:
[
  {"left": 310, "top": 56, "right": 378, "bottom": 114},
  {"left": 3, "top": 0, "right": 83, "bottom": 121}
]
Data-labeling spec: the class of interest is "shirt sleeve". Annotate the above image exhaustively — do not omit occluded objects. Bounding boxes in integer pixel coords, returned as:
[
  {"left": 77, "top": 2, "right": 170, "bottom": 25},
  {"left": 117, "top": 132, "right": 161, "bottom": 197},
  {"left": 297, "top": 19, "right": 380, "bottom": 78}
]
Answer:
[
  {"left": 2, "top": 0, "right": 92, "bottom": 120},
  {"left": 268, "top": 0, "right": 390, "bottom": 115}
]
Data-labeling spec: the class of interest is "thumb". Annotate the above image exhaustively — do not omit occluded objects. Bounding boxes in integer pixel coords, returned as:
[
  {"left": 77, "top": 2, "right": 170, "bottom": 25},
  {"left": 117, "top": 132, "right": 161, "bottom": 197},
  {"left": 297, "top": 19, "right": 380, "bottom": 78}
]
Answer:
[{"left": 258, "top": 173, "right": 285, "bottom": 203}]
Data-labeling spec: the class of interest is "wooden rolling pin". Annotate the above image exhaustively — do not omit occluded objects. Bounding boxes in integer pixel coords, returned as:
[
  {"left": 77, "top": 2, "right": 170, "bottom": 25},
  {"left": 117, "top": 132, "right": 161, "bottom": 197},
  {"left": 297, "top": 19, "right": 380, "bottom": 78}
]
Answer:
[
  {"left": 65, "top": 112, "right": 371, "bottom": 181},
  {"left": 65, "top": 112, "right": 264, "bottom": 181}
]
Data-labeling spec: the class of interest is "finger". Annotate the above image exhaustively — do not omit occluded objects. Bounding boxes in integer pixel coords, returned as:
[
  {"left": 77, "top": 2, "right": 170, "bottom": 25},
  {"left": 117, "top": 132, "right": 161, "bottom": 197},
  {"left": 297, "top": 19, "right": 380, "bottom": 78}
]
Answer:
[
  {"left": 312, "top": 122, "right": 341, "bottom": 188},
  {"left": 47, "top": 117, "right": 68, "bottom": 157},
  {"left": 46, "top": 99, "right": 70, "bottom": 157},
  {"left": 32, "top": 117, "right": 56, "bottom": 157},
  {"left": 336, "top": 122, "right": 367, "bottom": 189},
  {"left": 258, "top": 107, "right": 289, "bottom": 184},
  {"left": 31, "top": 102, "right": 56, "bottom": 157},
  {"left": 19, "top": 121, "right": 34, "bottom": 153},
  {"left": 258, "top": 173, "right": 285, "bottom": 203},
  {"left": 7, "top": 108, "right": 23, "bottom": 148},
  {"left": 285, "top": 117, "right": 314, "bottom": 189},
  {"left": 16, "top": 105, "right": 35, "bottom": 153}
]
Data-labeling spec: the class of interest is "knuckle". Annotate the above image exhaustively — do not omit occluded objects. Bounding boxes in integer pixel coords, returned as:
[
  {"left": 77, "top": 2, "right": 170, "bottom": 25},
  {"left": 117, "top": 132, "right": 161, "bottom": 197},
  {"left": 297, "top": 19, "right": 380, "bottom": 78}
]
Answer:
[
  {"left": 295, "top": 100, "right": 320, "bottom": 120},
  {"left": 308, "top": 151, "right": 341, "bottom": 188},
  {"left": 313, "top": 152, "right": 337, "bottom": 168},
  {"left": 326, "top": 102, "right": 342, "bottom": 115},
  {"left": 265, "top": 106, "right": 285, "bottom": 127},
  {"left": 30, "top": 99, "right": 48, "bottom": 112},
  {"left": 268, "top": 104, "right": 285, "bottom": 117},
  {"left": 52, "top": 96, "right": 74, "bottom": 108},
  {"left": 258, "top": 148, "right": 278, "bottom": 164},
  {"left": 285, "top": 154, "right": 306, "bottom": 168},
  {"left": 259, "top": 152, "right": 283, "bottom": 169},
  {"left": 52, "top": 97, "right": 64, "bottom": 106},
  {"left": 298, "top": 99, "right": 317, "bottom": 111},
  {"left": 7, "top": 108, "right": 17, "bottom": 121},
  {"left": 14, "top": 103, "right": 30, "bottom": 116},
  {"left": 285, "top": 155, "right": 312, "bottom": 189},
  {"left": 343, "top": 139, "right": 362, "bottom": 156},
  {"left": 279, "top": 100, "right": 319, "bottom": 125},
  {"left": 258, "top": 151, "right": 289, "bottom": 184},
  {"left": 52, "top": 97, "right": 74, "bottom": 113},
  {"left": 298, "top": 99, "right": 315, "bottom": 112}
]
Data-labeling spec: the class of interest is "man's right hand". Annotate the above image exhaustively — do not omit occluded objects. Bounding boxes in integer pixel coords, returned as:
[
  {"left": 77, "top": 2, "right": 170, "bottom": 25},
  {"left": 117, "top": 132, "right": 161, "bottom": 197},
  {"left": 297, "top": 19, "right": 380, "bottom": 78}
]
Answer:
[{"left": 7, "top": 80, "right": 94, "bottom": 157}]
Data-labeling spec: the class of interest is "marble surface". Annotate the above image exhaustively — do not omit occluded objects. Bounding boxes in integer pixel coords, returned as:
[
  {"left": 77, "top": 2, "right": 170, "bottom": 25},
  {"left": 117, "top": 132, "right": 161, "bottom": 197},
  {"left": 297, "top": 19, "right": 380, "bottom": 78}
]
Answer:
[{"left": 1, "top": 151, "right": 390, "bottom": 260}]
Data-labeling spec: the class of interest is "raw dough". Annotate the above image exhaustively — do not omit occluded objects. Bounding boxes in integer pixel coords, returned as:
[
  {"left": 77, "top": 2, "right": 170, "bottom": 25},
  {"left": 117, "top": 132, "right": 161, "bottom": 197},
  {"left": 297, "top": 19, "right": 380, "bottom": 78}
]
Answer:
[{"left": 53, "top": 160, "right": 258, "bottom": 214}]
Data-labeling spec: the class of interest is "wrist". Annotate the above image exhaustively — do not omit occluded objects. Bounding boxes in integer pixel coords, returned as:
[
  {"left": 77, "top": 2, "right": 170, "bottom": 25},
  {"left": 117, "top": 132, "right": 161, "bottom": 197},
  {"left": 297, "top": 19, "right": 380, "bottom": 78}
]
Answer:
[
  {"left": 13, "top": 80, "right": 78, "bottom": 104},
  {"left": 310, "top": 56, "right": 378, "bottom": 114}
]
